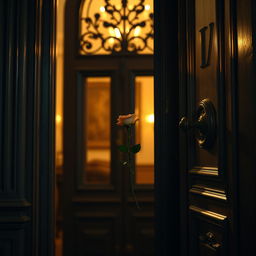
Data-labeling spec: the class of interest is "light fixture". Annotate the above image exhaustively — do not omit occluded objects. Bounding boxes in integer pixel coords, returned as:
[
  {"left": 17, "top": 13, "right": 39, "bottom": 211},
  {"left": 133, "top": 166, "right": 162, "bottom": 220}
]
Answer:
[
  {"left": 145, "top": 114, "right": 154, "bottom": 123},
  {"left": 56, "top": 114, "right": 62, "bottom": 124},
  {"left": 145, "top": 4, "right": 151, "bottom": 10},
  {"left": 80, "top": 0, "right": 154, "bottom": 55},
  {"left": 99, "top": 6, "right": 105, "bottom": 12}
]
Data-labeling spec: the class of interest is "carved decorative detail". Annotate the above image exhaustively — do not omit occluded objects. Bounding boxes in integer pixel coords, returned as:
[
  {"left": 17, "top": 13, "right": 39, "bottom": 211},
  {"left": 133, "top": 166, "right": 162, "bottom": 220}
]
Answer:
[
  {"left": 189, "top": 166, "right": 218, "bottom": 176},
  {"left": 199, "top": 22, "right": 214, "bottom": 68},
  {"left": 190, "top": 185, "right": 227, "bottom": 201},
  {"left": 80, "top": 0, "right": 154, "bottom": 55},
  {"left": 189, "top": 205, "right": 227, "bottom": 221},
  {"left": 199, "top": 231, "right": 221, "bottom": 250}
]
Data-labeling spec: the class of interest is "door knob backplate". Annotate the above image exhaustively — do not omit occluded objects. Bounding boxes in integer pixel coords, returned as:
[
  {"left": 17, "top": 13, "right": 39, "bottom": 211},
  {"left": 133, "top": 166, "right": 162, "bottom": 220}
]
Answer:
[{"left": 179, "top": 98, "right": 216, "bottom": 149}]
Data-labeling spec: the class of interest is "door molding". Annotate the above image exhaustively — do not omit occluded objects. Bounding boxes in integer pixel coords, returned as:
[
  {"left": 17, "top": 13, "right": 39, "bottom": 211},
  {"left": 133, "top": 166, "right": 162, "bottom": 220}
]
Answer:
[
  {"left": 154, "top": 0, "right": 180, "bottom": 255},
  {"left": 33, "top": 0, "right": 56, "bottom": 255},
  {"left": 0, "top": 0, "right": 56, "bottom": 256}
]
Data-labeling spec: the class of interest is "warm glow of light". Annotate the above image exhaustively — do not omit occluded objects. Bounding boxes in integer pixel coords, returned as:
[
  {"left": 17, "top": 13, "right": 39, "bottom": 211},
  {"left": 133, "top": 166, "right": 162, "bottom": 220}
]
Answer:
[
  {"left": 100, "top": 6, "right": 105, "bottom": 12},
  {"left": 145, "top": 114, "right": 154, "bottom": 123},
  {"left": 109, "top": 38, "right": 115, "bottom": 44},
  {"left": 237, "top": 35, "right": 251, "bottom": 53},
  {"left": 145, "top": 5, "right": 151, "bottom": 10},
  {"left": 109, "top": 28, "right": 115, "bottom": 36},
  {"left": 56, "top": 114, "right": 62, "bottom": 124},
  {"left": 114, "top": 28, "right": 121, "bottom": 38},
  {"left": 134, "top": 27, "right": 141, "bottom": 36}
]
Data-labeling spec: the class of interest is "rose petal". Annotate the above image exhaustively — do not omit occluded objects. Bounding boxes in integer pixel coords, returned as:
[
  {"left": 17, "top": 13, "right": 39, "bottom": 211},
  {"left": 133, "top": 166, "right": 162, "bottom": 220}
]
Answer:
[{"left": 116, "top": 114, "right": 139, "bottom": 126}]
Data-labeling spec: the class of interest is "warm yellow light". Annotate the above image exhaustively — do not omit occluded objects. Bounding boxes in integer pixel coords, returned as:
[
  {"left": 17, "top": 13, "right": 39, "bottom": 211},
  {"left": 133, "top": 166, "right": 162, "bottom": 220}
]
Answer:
[
  {"left": 146, "top": 114, "right": 154, "bottom": 123},
  {"left": 100, "top": 6, "right": 105, "bottom": 12},
  {"left": 56, "top": 114, "right": 62, "bottom": 124},
  {"left": 134, "top": 27, "right": 141, "bottom": 36},
  {"left": 114, "top": 28, "right": 121, "bottom": 38},
  {"left": 109, "top": 28, "right": 115, "bottom": 36},
  {"left": 109, "top": 38, "right": 115, "bottom": 44},
  {"left": 145, "top": 5, "right": 150, "bottom": 10}
]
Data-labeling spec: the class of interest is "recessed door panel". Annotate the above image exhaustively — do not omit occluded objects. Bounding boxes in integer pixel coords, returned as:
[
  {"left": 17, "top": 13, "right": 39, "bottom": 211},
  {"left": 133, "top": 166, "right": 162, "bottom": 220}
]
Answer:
[
  {"left": 195, "top": 0, "right": 218, "bottom": 169},
  {"left": 76, "top": 76, "right": 113, "bottom": 189},
  {"left": 84, "top": 77, "right": 111, "bottom": 185},
  {"left": 187, "top": 0, "right": 224, "bottom": 175},
  {"left": 189, "top": 206, "right": 227, "bottom": 256},
  {"left": 196, "top": 0, "right": 218, "bottom": 106},
  {"left": 75, "top": 216, "right": 118, "bottom": 256}
]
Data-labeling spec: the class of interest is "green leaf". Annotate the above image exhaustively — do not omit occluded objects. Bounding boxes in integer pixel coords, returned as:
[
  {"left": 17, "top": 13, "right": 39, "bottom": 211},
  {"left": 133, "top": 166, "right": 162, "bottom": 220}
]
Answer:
[
  {"left": 118, "top": 145, "right": 129, "bottom": 153},
  {"left": 131, "top": 144, "right": 141, "bottom": 154}
]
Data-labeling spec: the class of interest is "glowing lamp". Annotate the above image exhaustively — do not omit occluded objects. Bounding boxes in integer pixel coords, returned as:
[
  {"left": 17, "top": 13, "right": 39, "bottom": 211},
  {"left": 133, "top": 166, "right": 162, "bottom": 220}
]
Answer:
[{"left": 146, "top": 114, "right": 154, "bottom": 123}]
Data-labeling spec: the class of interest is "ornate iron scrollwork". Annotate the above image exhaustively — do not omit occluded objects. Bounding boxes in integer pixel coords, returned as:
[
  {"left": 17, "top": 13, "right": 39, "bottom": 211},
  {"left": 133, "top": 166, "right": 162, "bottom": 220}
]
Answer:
[{"left": 80, "top": 0, "right": 154, "bottom": 55}]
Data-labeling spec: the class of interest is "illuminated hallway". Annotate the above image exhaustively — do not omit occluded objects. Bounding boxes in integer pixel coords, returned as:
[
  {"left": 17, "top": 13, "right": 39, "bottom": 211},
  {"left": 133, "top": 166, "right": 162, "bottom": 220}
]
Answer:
[{"left": 1, "top": 0, "right": 256, "bottom": 255}]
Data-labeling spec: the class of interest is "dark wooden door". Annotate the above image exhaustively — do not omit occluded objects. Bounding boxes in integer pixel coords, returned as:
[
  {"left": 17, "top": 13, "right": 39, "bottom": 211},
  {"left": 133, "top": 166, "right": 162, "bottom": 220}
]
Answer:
[
  {"left": 63, "top": 1, "right": 154, "bottom": 255},
  {"left": 0, "top": 0, "right": 55, "bottom": 256},
  {"left": 154, "top": 0, "right": 256, "bottom": 255},
  {"left": 63, "top": 57, "right": 154, "bottom": 256},
  {"left": 179, "top": 0, "right": 236, "bottom": 255}
]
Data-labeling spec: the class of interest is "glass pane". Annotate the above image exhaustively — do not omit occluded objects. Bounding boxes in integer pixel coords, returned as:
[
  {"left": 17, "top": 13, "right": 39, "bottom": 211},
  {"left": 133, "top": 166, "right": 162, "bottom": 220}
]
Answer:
[
  {"left": 135, "top": 76, "right": 154, "bottom": 184},
  {"left": 84, "top": 77, "right": 111, "bottom": 184},
  {"left": 80, "top": 0, "right": 154, "bottom": 55}
]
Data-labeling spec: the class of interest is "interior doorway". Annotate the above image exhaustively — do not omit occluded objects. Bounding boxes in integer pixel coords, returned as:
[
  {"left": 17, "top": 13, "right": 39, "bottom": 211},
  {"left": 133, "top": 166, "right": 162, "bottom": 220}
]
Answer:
[{"left": 55, "top": 0, "right": 155, "bottom": 255}]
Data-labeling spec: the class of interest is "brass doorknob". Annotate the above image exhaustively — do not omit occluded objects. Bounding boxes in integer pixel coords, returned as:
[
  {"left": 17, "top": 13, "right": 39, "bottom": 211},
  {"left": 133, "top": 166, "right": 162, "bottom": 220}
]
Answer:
[
  {"left": 179, "top": 98, "right": 216, "bottom": 149},
  {"left": 179, "top": 115, "right": 208, "bottom": 134}
]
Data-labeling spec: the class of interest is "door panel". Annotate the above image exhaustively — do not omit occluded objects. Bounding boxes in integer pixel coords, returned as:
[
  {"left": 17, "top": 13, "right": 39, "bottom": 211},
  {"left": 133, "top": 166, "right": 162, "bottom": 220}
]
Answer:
[
  {"left": 129, "top": 212, "right": 154, "bottom": 256},
  {"left": 64, "top": 64, "right": 154, "bottom": 256},
  {"left": 65, "top": 70, "right": 122, "bottom": 255},
  {"left": 190, "top": 205, "right": 228, "bottom": 256},
  {"left": 74, "top": 213, "right": 120, "bottom": 256},
  {"left": 63, "top": 2, "right": 154, "bottom": 255},
  {"left": 83, "top": 77, "right": 111, "bottom": 185},
  {"left": 196, "top": 0, "right": 218, "bottom": 107},
  {"left": 76, "top": 75, "right": 113, "bottom": 189},
  {"left": 187, "top": 0, "right": 223, "bottom": 175},
  {"left": 181, "top": 0, "right": 232, "bottom": 255},
  {"left": 194, "top": 0, "right": 219, "bottom": 169}
]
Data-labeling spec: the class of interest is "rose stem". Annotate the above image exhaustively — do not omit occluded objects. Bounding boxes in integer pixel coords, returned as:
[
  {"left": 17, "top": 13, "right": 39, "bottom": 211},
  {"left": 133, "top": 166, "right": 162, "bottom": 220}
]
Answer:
[{"left": 127, "top": 125, "right": 140, "bottom": 209}]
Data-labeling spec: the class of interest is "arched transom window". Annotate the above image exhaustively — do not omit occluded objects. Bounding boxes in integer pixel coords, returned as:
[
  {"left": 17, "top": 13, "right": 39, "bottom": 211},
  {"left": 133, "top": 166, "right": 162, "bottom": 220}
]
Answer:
[{"left": 80, "top": 0, "right": 154, "bottom": 55}]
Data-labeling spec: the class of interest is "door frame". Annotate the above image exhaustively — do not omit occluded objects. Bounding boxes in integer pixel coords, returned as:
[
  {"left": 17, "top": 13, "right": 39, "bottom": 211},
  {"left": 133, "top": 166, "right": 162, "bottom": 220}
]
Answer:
[
  {"left": 36, "top": 0, "right": 56, "bottom": 255},
  {"left": 47, "top": 0, "right": 180, "bottom": 255},
  {"left": 41, "top": 0, "right": 256, "bottom": 254},
  {"left": 5, "top": 0, "right": 256, "bottom": 255},
  {"left": 49, "top": 0, "right": 256, "bottom": 256},
  {"left": 154, "top": 0, "right": 180, "bottom": 255}
]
